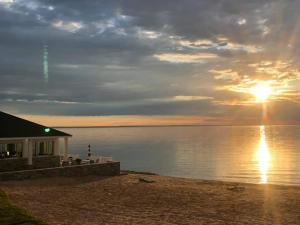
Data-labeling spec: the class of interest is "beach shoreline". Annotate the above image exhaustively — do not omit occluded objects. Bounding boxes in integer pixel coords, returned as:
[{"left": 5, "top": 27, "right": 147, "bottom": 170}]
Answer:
[{"left": 1, "top": 173, "right": 300, "bottom": 225}]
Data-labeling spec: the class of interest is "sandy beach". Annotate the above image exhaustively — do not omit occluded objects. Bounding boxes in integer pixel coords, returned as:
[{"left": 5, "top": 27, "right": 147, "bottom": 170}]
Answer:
[{"left": 1, "top": 173, "right": 300, "bottom": 225}]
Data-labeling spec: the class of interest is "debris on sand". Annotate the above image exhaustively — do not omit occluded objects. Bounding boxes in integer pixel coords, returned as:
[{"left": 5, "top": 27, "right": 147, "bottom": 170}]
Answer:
[
  {"left": 138, "top": 177, "right": 155, "bottom": 183},
  {"left": 227, "top": 185, "right": 245, "bottom": 192}
]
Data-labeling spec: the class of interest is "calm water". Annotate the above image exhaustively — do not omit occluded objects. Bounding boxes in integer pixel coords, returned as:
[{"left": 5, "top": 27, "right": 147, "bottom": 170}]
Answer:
[{"left": 60, "top": 126, "right": 300, "bottom": 186}]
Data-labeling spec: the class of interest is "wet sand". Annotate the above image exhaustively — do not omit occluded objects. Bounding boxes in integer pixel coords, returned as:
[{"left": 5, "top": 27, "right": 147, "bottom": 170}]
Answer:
[{"left": 1, "top": 174, "right": 300, "bottom": 225}]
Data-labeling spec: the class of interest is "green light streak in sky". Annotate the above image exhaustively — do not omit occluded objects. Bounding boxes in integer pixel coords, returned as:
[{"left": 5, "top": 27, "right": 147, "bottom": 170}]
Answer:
[{"left": 43, "top": 44, "right": 48, "bottom": 83}]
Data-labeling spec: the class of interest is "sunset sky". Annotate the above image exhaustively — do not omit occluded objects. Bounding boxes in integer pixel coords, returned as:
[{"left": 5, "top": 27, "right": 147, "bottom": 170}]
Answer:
[{"left": 1, "top": 0, "right": 300, "bottom": 126}]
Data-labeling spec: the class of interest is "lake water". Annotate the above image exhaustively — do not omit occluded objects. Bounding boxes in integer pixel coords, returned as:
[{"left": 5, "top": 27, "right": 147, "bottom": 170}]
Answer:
[{"left": 60, "top": 126, "right": 300, "bottom": 186}]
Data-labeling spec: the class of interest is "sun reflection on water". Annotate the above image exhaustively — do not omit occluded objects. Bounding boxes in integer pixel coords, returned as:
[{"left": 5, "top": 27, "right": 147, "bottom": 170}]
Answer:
[{"left": 256, "top": 126, "right": 271, "bottom": 184}]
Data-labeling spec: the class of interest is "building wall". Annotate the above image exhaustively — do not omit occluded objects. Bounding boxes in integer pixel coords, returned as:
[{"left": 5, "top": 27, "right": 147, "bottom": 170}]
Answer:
[
  {"left": 0, "top": 162, "right": 120, "bottom": 181},
  {"left": 0, "top": 156, "right": 60, "bottom": 172}
]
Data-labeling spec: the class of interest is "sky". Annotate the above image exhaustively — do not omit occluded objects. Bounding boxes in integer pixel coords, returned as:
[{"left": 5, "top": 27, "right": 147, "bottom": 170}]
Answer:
[{"left": 1, "top": 0, "right": 300, "bottom": 126}]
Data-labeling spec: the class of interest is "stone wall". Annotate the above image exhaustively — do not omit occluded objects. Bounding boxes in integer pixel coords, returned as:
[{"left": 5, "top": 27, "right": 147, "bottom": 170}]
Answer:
[
  {"left": 0, "top": 158, "right": 27, "bottom": 172},
  {"left": 32, "top": 156, "right": 60, "bottom": 169},
  {"left": 0, "top": 162, "right": 120, "bottom": 181},
  {"left": 0, "top": 155, "right": 60, "bottom": 172}
]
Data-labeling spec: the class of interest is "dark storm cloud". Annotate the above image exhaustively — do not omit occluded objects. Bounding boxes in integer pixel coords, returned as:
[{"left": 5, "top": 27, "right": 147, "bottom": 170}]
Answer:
[
  {"left": 1, "top": 0, "right": 300, "bottom": 123},
  {"left": 121, "top": 0, "right": 271, "bottom": 42},
  {"left": 1, "top": 98, "right": 217, "bottom": 116}
]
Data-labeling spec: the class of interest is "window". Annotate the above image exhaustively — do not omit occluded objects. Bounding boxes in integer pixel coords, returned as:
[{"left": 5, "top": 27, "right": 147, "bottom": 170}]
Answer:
[
  {"left": 33, "top": 142, "right": 39, "bottom": 156},
  {"left": 33, "top": 141, "right": 54, "bottom": 156},
  {"left": 44, "top": 141, "right": 54, "bottom": 155},
  {"left": 0, "top": 143, "right": 23, "bottom": 158}
]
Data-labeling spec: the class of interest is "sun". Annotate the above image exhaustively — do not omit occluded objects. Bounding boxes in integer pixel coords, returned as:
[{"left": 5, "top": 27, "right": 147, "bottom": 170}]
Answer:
[{"left": 251, "top": 83, "right": 272, "bottom": 103}]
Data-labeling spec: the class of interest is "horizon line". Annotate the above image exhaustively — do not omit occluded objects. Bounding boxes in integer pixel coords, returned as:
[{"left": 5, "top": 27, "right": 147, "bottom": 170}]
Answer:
[{"left": 53, "top": 124, "right": 300, "bottom": 128}]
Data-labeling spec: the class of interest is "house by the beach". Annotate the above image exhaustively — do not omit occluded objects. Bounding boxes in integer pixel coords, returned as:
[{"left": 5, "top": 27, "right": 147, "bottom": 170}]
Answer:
[{"left": 0, "top": 111, "right": 71, "bottom": 172}]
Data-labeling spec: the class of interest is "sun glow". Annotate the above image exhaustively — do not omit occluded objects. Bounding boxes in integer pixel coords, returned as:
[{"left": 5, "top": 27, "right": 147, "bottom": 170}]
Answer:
[{"left": 251, "top": 83, "right": 272, "bottom": 102}]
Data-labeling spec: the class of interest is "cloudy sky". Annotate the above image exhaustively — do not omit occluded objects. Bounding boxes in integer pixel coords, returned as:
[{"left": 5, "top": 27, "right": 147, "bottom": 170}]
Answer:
[{"left": 1, "top": 0, "right": 300, "bottom": 126}]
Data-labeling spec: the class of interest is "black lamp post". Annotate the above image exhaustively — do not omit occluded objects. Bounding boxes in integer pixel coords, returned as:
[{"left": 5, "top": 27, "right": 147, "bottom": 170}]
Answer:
[{"left": 88, "top": 144, "right": 91, "bottom": 159}]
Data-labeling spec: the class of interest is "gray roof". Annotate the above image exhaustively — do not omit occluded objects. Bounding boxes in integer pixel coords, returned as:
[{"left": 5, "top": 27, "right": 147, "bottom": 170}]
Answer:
[{"left": 0, "top": 111, "right": 71, "bottom": 138}]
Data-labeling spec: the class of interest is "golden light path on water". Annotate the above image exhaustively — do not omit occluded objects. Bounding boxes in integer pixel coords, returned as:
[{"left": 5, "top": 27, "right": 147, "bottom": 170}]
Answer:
[{"left": 256, "top": 125, "right": 271, "bottom": 184}]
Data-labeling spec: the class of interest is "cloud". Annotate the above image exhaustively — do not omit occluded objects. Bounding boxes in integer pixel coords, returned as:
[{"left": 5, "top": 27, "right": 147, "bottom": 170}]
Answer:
[
  {"left": 237, "top": 18, "right": 247, "bottom": 25},
  {"left": 1, "top": 0, "right": 300, "bottom": 124},
  {"left": 0, "top": 0, "right": 13, "bottom": 4},
  {"left": 173, "top": 96, "right": 213, "bottom": 101},
  {"left": 0, "top": 0, "right": 14, "bottom": 8},
  {"left": 3, "top": 98, "right": 79, "bottom": 104},
  {"left": 153, "top": 53, "right": 218, "bottom": 63},
  {"left": 52, "top": 20, "right": 83, "bottom": 33},
  {"left": 137, "top": 29, "right": 162, "bottom": 39},
  {"left": 209, "top": 69, "right": 240, "bottom": 81},
  {"left": 178, "top": 38, "right": 262, "bottom": 53}
]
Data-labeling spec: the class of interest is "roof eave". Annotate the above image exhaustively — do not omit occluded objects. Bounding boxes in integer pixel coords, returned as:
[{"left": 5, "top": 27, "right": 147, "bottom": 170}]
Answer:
[{"left": 0, "top": 135, "right": 72, "bottom": 141}]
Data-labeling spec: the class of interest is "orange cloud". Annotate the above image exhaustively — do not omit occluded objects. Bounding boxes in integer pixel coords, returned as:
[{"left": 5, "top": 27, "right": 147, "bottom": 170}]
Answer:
[{"left": 19, "top": 115, "right": 223, "bottom": 127}]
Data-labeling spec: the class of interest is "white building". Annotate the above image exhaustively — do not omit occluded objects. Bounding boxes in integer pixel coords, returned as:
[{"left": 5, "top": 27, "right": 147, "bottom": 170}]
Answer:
[{"left": 0, "top": 111, "right": 71, "bottom": 172}]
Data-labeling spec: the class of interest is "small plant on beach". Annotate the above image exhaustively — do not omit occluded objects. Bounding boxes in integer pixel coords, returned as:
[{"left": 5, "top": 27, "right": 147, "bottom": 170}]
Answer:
[{"left": 0, "top": 189, "right": 48, "bottom": 225}]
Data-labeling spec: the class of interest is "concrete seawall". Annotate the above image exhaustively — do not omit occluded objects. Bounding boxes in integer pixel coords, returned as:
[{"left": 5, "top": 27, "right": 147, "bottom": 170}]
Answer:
[{"left": 0, "top": 161, "right": 120, "bottom": 181}]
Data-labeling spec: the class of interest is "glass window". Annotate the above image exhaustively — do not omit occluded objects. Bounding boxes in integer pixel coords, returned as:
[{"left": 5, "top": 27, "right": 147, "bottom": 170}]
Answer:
[
  {"left": 33, "top": 142, "right": 39, "bottom": 156},
  {"left": 45, "top": 141, "right": 54, "bottom": 155},
  {"left": 39, "top": 142, "right": 45, "bottom": 155},
  {"left": 33, "top": 141, "right": 54, "bottom": 156},
  {"left": 16, "top": 143, "right": 23, "bottom": 157},
  {"left": 0, "top": 144, "right": 7, "bottom": 158},
  {"left": 0, "top": 143, "right": 23, "bottom": 158}
]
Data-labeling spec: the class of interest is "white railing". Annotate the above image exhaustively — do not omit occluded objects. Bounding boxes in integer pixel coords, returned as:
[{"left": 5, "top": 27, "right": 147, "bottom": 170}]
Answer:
[
  {"left": 90, "top": 156, "right": 113, "bottom": 163},
  {"left": 60, "top": 154, "right": 113, "bottom": 166}
]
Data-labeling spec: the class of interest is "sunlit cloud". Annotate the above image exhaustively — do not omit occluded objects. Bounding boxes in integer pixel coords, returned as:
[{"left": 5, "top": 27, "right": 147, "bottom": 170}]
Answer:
[
  {"left": 0, "top": 0, "right": 49, "bottom": 13},
  {"left": 0, "top": 0, "right": 14, "bottom": 9},
  {"left": 222, "top": 43, "right": 263, "bottom": 53},
  {"left": 52, "top": 20, "right": 83, "bottom": 33},
  {"left": 138, "top": 29, "right": 162, "bottom": 39},
  {"left": 48, "top": 5, "right": 54, "bottom": 11},
  {"left": 93, "top": 19, "right": 116, "bottom": 34},
  {"left": 91, "top": 13, "right": 131, "bottom": 36},
  {"left": 237, "top": 18, "right": 247, "bottom": 25},
  {"left": 56, "top": 64, "right": 80, "bottom": 69},
  {"left": 0, "top": 0, "right": 14, "bottom": 4},
  {"left": 4, "top": 98, "right": 79, "bottom": 105},
  {"left": 211, "top": 58, "right": 300, "bottom": 106},
  {"left": 129, "top": 96, "right": 213, "bottom": 104},
  {"left": 257, "top": 18, "right": 270, "bottom": 36},
  {"left": 153, "top": 53, "right": 218, "bottom": 63},
  {"left": 248, "top": 60, "right": 300, "bottom": 81},
  {"left": 173, "top": 96, "right": 213, "bottom": 101},
  {"left": 104, "top": 65, "right": 135, "bottom": 70},
  {"left": 178, "top": 39, "right": 214, "bottom": 48},
  {"left": 177, "top": 38, "right": 262, "bottom": 53},
  {"left": 209, "top": 69, "right": 240, "bottom": 81}
]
